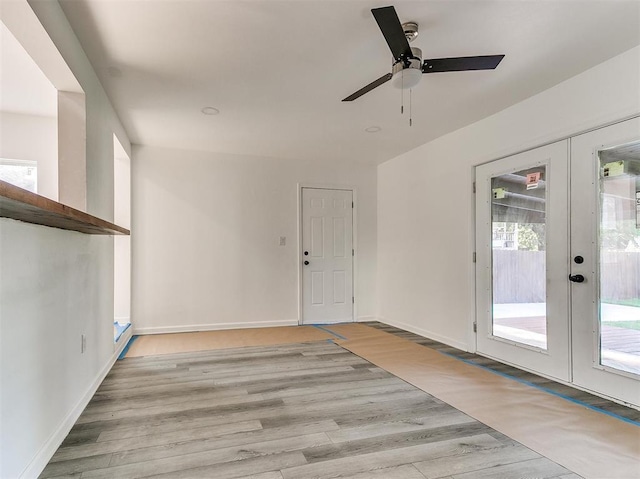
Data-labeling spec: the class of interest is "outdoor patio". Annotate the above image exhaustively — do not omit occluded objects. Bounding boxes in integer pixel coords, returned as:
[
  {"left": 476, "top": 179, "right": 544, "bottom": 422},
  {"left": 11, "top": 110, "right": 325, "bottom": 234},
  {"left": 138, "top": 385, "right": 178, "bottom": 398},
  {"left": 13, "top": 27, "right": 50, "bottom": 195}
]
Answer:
[{"left": 493, "top": 303, "right": 640, "bottom": 375}]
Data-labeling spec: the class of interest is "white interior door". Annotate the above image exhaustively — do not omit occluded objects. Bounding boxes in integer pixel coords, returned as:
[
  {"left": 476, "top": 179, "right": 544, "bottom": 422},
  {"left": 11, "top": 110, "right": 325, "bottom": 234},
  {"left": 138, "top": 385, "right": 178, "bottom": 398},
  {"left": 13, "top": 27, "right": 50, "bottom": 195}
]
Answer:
[
  {"left": 301, "top": 188, "right": 353, "bottom": 324},
  {"left": 570, "top": 118, "right": 640, "bottom": 407},
  {"left": 476, "top": 141, "right": 571, "bottom": 381}
]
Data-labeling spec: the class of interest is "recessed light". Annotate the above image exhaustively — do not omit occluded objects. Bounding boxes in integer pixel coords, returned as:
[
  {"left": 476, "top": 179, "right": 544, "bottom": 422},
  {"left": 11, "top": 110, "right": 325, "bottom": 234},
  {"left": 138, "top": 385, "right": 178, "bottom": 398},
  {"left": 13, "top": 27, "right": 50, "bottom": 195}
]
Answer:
[
  {"left": 201, "top": 107, "right": 220, "bottom": 115},
  {"left": 365, "top": 126, "right": 381, "bottom": 133},
  {"left": 107, "top": 66, "right": 122, "bottom": 78}
]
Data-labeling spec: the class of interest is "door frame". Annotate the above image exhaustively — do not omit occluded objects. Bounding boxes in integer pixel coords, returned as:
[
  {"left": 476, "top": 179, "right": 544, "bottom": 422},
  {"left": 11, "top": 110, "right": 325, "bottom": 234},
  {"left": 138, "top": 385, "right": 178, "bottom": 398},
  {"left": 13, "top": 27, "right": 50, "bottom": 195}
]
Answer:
[{"left": 297, "top": 183, "right": 357, "bottom": 325}]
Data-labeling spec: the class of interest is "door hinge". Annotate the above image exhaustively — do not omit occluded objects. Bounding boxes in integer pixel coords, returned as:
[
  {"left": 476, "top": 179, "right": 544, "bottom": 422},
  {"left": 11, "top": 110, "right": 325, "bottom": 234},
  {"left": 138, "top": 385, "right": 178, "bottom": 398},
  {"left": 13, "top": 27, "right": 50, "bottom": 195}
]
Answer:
[
  {"left": 473, "top": 322, "right": 477, "bottom": 333},
  {"left": 472, "top": 181, "right": 476, "bottom": 193},
  {"left": 352, "top": 297, "right": 355, "bottom": 304},
  {"left": 352, "top": 248, "right": 354, "bottom": 256},
  {"left": 473, "top": 252, "right": 476, "bottom": 263},
  {"left": 352, "top": 201, "right": 354, "bottom": 208}
]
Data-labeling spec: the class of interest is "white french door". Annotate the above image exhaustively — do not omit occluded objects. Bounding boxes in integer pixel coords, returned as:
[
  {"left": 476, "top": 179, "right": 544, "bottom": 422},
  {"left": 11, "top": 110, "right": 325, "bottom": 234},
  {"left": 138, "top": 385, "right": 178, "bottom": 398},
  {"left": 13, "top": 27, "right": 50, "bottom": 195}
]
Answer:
[
  {"left": 476, "top": 141, "right": 571, "bottom": 381},
  {"left": 301, "top": 187, "right": 354, "bottom": 324},
  {"left": 476, "top": 118, "right": 640, "bottom": 407},
  {"left": 570, "top": 118, "right": 640, "bottom": 406}
]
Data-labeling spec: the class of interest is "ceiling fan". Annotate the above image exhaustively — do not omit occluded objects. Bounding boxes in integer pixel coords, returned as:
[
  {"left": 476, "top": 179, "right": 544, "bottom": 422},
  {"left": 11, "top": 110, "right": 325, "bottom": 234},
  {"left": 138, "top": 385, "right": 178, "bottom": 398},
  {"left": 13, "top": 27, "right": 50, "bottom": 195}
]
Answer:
[{"left": 343, "top": 6, "right": 505, "bottom": 102}]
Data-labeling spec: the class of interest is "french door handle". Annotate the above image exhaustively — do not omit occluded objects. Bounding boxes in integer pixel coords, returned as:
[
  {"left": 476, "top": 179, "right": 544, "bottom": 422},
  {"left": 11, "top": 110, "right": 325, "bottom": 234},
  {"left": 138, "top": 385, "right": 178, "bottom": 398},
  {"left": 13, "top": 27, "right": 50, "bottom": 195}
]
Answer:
[{"left": 569, "top": 274, "right": 585, "bottom": 283}]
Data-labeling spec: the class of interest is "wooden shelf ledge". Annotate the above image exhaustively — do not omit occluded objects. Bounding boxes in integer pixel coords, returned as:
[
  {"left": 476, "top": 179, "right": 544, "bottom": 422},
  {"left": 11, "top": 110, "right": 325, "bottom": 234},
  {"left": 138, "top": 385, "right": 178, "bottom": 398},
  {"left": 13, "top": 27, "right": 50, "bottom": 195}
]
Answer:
[{"left": 0, "top": 180, "right": 129, "bottom": 235}]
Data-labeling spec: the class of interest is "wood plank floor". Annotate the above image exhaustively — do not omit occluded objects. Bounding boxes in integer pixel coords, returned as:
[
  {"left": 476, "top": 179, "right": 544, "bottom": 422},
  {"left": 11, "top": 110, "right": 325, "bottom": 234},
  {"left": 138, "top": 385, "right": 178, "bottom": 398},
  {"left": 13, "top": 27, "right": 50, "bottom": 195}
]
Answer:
[
  {"left": 493, "top": 315, "right": 640, "bottom": 355},
  {"left": 41, "top": 341, "right": 578, "bottom": 479}
]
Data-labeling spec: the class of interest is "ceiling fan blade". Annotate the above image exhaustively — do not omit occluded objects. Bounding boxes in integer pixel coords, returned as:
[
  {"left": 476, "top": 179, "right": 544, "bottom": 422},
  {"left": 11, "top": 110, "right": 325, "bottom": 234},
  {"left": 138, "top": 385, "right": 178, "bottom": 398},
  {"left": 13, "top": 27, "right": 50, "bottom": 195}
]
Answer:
[
  {"left": 422, "top": 55, "right": 505, "bottom": 73},
  {"left": 342, "top": 73, "right": 393, "bottom": 102},
  {"left": 371, "top": 6, "right": 413, "bottom": 62}
]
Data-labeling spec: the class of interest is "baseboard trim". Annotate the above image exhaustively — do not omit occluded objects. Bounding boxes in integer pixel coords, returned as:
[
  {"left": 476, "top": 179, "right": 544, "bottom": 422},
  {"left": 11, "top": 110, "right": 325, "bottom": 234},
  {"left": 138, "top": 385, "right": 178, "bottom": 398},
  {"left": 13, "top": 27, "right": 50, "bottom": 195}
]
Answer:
[
  {"left": 115, "top": 325, "right": 133, "bottom": 345},
  {"left": 356, "top": 315, "right": 377, "bottom": 322},
  {"left": 20, "top": 332, "right": 132, "bottom": 479},
  {"left": 377, "top": 316, "right": 469, "bottom": 352},
  {"left": 133, "top": 319, "right": 300, "bottom": 335}
]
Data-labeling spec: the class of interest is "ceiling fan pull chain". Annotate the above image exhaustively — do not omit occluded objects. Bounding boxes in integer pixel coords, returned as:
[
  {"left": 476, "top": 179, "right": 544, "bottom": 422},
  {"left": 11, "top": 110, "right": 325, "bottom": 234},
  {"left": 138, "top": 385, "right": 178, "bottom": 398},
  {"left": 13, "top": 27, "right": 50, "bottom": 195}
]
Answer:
[
  {"left": 409, "top": 88, "right": 412, "bottom": 127},
  {"left": 401, "top": 70, "right": 404, "bottom": 114}
]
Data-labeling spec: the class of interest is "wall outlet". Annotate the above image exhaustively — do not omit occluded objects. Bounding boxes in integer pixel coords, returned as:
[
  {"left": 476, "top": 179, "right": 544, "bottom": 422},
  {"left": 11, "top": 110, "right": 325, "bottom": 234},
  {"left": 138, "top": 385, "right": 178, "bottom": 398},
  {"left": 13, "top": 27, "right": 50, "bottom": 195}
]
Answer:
[
  {"left": 81, "top": 334, "right": 86, "bottom": 354},
  {"left": 279, "top": 236, "right": 286, "bottom": 246}
]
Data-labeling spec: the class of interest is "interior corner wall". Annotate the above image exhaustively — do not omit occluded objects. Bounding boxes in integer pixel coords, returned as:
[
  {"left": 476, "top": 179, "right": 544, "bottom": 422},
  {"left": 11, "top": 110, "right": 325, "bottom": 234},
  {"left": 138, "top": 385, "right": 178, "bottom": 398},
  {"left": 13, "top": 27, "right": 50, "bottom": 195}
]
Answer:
[
  {"left": 377, "top": 45, "right": 640, "bottom": 351},
  {"left": 131, "top": 146, "right": 377, "bottom": 334},
  {"left": 0, "top": 1, "right": 131, "bottom": 477}
]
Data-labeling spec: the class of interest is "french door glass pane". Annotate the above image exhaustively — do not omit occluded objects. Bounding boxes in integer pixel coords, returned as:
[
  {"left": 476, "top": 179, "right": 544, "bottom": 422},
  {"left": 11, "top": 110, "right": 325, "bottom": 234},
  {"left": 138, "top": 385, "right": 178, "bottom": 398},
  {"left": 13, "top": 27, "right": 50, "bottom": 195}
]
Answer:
[
  {"left": 491, "top": 166, "right": 547, "bottom": 349},
  {"left": 599, "top": 143, "right": 640, "bottom": 375}
]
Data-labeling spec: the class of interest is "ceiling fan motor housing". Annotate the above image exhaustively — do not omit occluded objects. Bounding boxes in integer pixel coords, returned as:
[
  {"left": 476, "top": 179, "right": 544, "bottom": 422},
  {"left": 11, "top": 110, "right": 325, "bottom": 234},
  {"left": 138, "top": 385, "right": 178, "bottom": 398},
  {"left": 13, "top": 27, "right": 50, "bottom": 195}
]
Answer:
[
  {"left": 392, "top": 47, "right": 422, "bottom": 89},
  {"left": 402, "top": 22, "right": 419, "bottom": 42}
]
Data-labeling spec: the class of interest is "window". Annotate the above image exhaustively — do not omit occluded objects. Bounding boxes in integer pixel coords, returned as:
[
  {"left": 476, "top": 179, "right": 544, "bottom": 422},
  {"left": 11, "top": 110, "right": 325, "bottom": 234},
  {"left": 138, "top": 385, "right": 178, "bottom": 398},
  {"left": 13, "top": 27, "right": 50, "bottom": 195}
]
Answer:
[{"left": 0, "top": 159, "right": 37, "bottom": 193}]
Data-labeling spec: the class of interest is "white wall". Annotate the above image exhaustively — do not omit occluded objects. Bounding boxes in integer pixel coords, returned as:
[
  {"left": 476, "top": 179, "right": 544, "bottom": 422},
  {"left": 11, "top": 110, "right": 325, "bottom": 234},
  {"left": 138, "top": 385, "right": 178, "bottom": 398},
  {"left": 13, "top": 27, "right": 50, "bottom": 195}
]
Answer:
[
  {"left": 132, "top": 146, "right": 377, "bottom": 334},
  {"left": 0, "top": 111, "right": 58, "bottom": 199},
  {"left": 0, "top": 1, "right": 131, "bottom": 477},
  {"left": 114, "top": 235, "right": 131, "bottom": 324},
  {"left": 377, "top": 46, "right": 640, "bottom": 351},
  {"left": 114, "top": 136, "right": 131, "bottom": 324},
  {"left": 114, "top": 137, "right": 131, "bottom": 229},
  {"left": 0, "top": 221, "right": 114, "bottom": 475},
  {"left": 57, "top": 90, "right": 87, "bottom": 211}
]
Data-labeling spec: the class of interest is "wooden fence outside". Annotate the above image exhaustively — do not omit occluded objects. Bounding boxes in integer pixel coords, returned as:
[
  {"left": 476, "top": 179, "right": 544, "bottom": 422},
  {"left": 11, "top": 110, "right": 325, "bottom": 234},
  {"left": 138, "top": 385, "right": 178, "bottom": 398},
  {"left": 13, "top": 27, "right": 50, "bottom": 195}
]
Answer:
[
  {"left": 492, "top": 250, "right": 639, "bottom": 303},
  {"left": 601, "top": 251, "right": 640, "bottom": 302}
]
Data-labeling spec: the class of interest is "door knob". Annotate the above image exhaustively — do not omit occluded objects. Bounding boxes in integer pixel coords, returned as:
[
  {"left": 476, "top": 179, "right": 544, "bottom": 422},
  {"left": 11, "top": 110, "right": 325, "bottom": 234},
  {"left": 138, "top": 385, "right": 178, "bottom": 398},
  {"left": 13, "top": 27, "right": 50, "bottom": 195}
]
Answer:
[
  {"left": 304, "top": 261, "right": 309, "bottom": 265},
  {"left": 569, "top": 274, "right": 585, "bottom": 283},
  {"left": 304, "top": 251, "right": 309, "bottom": 256}
]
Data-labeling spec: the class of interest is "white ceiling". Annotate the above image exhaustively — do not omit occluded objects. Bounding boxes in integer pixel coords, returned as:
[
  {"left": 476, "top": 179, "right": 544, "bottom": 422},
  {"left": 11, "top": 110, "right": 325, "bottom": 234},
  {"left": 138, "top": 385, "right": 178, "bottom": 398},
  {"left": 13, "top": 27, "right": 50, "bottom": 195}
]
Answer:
[
  {"left": 0, "top": 21, "right": 57, "bottom": 118},
  {"left": 58, "top": 0, "right": 640, "bottom": 165}
]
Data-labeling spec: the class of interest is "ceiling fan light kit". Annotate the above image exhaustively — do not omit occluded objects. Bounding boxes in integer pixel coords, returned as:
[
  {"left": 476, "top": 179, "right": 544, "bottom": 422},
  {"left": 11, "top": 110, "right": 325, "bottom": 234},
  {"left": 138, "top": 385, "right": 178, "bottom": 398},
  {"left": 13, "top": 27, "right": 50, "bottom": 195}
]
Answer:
[
  {"left": 391, "top": 48, "right": 422, "bottom": 89},
  {"left": 342, "top": 5, "right": 505, "bottom": 102}
]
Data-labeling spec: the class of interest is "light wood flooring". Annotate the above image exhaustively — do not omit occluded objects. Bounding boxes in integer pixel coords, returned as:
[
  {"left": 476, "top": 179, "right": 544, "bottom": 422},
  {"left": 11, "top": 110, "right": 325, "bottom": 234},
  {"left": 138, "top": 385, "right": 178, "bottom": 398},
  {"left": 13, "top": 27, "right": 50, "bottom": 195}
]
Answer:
[{"left": 41, "top": 340, "right": 579, "bottom": 479}]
